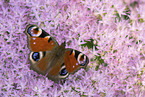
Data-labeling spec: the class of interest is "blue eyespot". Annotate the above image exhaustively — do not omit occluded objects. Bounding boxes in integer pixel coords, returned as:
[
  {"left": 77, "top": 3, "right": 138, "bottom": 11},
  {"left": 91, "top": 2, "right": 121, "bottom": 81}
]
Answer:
[
  {"left": 27, "top": 25, "right": 42, "bottom": 37},
  {"left": 59, "top": 68, "right": 68, "bottom": 76},
  {"left": 32, "top": 52, "right": 40, "bottom": 61}
]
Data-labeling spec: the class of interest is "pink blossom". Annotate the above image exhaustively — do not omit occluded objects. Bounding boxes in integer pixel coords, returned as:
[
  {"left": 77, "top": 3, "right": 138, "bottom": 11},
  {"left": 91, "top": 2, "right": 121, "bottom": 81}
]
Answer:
[{"left": 1, "top": 0, "right": 145, "bottom": 96}]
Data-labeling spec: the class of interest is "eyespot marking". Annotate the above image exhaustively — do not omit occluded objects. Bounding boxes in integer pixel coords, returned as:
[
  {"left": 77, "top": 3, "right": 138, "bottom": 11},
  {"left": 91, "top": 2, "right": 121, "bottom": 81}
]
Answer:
[
  {"left": 77, "top": 53, "right": 87, "bottom": 66},
  {"left": 79, "top": 54, "right": 85, "bottom": 61},
  {"left": 59, "top": 64, "right": 69, "bottom": 78},
  {"left": 32, "top": 52, "right": 40, "bottom": 61},
  {"left": 33, "top": 28, "right": 39, "bottom": 34},
  {"left": 28, "top": 26, "right": 42, "bottom": 37},
  {"left": 29, "top": 51, "right": 45, "bottom": 64}
]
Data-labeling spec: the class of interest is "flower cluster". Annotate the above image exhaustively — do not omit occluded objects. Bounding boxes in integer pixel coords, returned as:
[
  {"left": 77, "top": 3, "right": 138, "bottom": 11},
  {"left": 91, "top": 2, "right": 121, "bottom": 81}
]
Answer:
[{"left": 1, "top": 0, "right": 145, "bottom": 96}]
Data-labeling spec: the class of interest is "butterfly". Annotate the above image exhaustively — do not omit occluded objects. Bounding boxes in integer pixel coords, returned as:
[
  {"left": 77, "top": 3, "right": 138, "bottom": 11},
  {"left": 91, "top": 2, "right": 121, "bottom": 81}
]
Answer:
[{"left": 25, "top": 24, "right": 89, "bottom": 81}]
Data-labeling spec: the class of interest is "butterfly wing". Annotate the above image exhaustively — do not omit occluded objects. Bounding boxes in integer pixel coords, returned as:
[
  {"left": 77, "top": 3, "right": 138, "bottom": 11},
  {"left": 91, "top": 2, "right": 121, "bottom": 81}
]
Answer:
[
  {"left": 64, "top": 49, "right": 89, "bottom": 73},
  {"left": 28, "top": 43, "right": 70, "bottom": 80},
  {"left": 25, "top": 25, "right": 59, "bottom": 52},
  {"left": 25, "top": 25, "right": 67, "bottom": 80}
]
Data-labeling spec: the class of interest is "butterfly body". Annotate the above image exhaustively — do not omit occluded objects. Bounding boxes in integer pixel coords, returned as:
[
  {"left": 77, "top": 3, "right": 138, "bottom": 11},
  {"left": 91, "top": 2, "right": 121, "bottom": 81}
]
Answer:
[{"left": 25, "top": 25, "right": 89, "bottom": 81}]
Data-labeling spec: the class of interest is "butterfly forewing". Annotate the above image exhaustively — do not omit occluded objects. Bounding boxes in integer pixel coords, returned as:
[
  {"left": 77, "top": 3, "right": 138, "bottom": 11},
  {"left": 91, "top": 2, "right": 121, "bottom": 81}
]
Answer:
[
  {"left": 25, "top": 25, "right": 59, "bottom": 52},
  {"left": 64, "top": 49, "right": 89, "bottom": 73}
]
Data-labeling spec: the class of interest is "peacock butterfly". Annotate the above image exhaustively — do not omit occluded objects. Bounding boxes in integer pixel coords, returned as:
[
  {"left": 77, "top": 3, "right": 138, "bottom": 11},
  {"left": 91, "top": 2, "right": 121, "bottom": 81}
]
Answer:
[{"left": 25, "top": 24, "right": 89, "bottom": 81}]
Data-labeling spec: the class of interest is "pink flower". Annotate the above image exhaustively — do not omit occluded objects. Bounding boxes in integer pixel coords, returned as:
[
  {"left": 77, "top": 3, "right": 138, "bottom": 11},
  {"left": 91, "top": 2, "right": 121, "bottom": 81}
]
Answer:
[{"left": 1, "top": 0, "right": 145, "bottom": 96}]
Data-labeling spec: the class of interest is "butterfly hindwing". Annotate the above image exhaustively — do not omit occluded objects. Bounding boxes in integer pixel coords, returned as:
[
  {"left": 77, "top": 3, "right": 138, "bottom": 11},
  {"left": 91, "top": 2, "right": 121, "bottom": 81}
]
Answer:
[
  {"left": 25, "top": 25, "right": 59, "bottom": 52},
  {"left": 29, "top": 51, "right": 49, "bottom": 74},
  {"left": 64, "top": 49, "right": 89, "bottom": 73}
]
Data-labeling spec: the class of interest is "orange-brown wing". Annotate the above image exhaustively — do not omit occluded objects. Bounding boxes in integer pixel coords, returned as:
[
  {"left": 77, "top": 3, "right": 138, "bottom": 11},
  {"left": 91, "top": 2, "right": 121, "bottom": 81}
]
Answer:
[
  {"left": 25, "top": 25, "right": 59, "bottom": 52},
  {"left": 64, "top": 49, "right": 89, "bottom": 73},
  {"left": 29, "top": 51, "right": 69, "bottom": 81}
]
